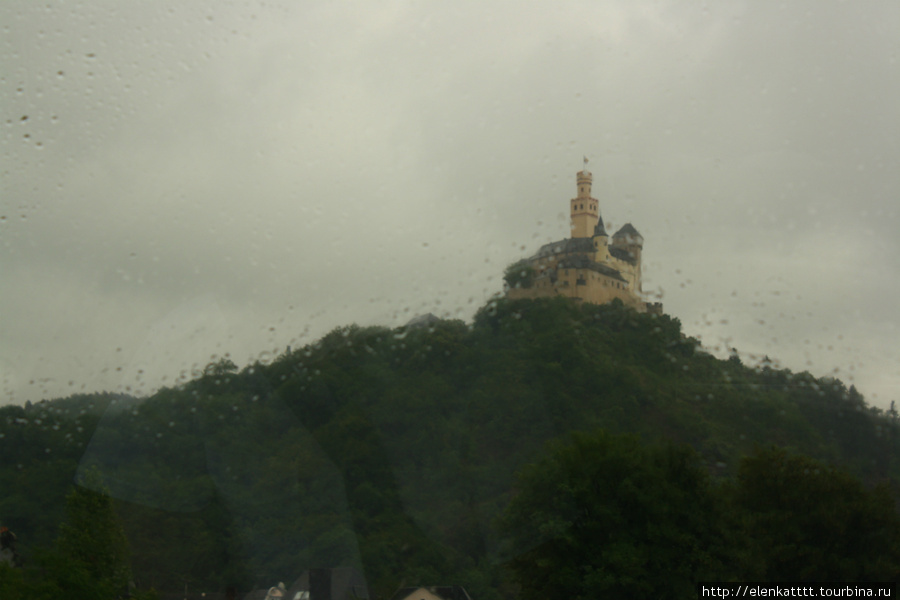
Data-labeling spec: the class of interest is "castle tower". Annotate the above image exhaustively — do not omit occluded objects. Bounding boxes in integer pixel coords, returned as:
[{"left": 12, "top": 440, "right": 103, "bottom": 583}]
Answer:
[
  {"left": 611, "top": 223, "right": 644, "bottom": 293},
  {"left": 592, "top": 214, "right": 610, "bottom": 262},
  {"left": 504, "top": 164, "right": 658, "bottom": 314},
  {"left": 570, "top": 162, "right": 599, "bottom": 238}
]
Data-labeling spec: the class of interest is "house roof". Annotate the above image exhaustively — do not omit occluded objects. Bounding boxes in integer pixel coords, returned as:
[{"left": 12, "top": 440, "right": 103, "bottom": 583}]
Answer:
[
  {"left": 273, "top": 567, "right": 369, "bottom": 600},
  {"left": 390, "top": 586, "right": 473, "bottom": 600},
  {"left": 593, "top": 215, "right": 608, "bottom": 237}
]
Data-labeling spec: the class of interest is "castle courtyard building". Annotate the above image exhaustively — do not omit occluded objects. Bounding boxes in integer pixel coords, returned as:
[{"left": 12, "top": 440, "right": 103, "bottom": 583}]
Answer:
[{"left": 505, "top": 163, "right": 661, "bottom": 314}]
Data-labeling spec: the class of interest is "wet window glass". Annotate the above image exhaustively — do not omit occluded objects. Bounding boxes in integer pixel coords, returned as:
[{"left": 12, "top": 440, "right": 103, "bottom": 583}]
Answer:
[{"left": 2, "top": 2, "right": 898, "bottom": 598}]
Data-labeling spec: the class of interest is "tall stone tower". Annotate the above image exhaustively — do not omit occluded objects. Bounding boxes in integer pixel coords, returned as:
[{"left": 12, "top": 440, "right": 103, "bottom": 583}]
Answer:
[{"left": 570, "top": 166, "right": 599, "bottom": 238}]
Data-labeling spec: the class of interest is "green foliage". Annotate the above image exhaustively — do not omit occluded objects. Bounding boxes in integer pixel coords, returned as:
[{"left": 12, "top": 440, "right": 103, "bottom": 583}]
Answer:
[
  {"left": 499, "top": 431, "right": 728, "bottom": 600},
  {"left": 0, "top": 475, "right": 158, "bottom": 600},
  {"left": 732, "top": 447, "right": 900, "bottom": 581},
  {"left": 2, "top": 297, "right": 899, "bottom": 597},
  {"left": 503, "top": 261, "right": 535, "bottom": 289},
  {"left": 498, "top": 434, "right": 900, "bottom": 598},
  {"left": 56, "top": 470, "right": 133, "bottom": 596}
]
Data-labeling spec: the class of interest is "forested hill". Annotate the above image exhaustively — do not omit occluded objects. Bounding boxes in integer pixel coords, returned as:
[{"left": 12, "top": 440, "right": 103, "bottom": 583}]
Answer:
[{"left": 2, "top": 296, "right": 899, "bottom": 597}]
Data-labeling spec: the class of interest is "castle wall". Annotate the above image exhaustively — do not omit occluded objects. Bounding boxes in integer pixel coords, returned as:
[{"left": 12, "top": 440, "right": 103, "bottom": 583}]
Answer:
[
  {"left": 505, "top": 168, "right": 652, "bottom": 313},
  {"left": 507, "top": 263, "right": 646, "bottom": 312},
  {"left": 606, "top": 254, "right": 638, "bottom": 291}
]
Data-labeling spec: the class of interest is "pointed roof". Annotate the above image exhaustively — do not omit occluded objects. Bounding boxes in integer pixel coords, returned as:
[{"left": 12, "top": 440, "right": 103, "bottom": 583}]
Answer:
[
  {"left": 612, "top": 223, "right": 643, "bottom": 248},
  {"left": 593, "top": 215, "right": 608, "bottom": 237},
  {"left": 613, "top": 223, "right": 641, "bottom": 239}
]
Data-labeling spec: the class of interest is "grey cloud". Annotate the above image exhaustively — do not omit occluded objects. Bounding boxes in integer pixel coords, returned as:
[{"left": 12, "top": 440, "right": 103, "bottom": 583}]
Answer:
[{"left": 2, "top": 0, "right": 898, "bottom": 407}]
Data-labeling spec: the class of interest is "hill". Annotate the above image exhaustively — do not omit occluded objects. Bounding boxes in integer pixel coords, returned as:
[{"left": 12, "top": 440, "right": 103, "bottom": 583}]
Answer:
[{"left": 1, "top": 297, "right": 898, "bottom": 597}]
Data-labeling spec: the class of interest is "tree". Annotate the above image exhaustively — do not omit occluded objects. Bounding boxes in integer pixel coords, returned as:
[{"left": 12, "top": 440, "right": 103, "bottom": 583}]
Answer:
[
  {"left": 498, "top": 431, "right": 728, "bottom": 600},
  {"left": 733, "top": 447, "right": 900, "bottom": 581},
  {"left": 55, "top": 470, "right": 133, "bottom": 597},
  {"left": 0, "top": 473, "right": 153, "bottom": 600},
  {"left": 503, "top": 261, "right": 535, "bottom": 289}
]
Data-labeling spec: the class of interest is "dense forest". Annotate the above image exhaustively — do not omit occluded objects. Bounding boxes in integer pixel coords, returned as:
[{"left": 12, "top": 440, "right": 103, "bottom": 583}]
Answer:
[{"left": 1, "top": 296, "right": 899, "bottom": 598}]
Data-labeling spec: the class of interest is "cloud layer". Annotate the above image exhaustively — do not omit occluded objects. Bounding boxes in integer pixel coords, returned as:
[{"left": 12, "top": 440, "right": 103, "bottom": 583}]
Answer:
[{"left": 2, "top": 0, "right": 898, "bottom": 407}]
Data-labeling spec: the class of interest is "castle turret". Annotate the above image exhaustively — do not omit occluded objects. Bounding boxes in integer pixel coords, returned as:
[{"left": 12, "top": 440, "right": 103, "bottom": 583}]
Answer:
[
  {"left": 570, "top": 166, "right": 599, "bottom": 238},
  {"left": 592, "top": 214, "right": 610, "bottom": 262},
  {"left": 611, "top": 223, "right": 643, "bottom": 292}
]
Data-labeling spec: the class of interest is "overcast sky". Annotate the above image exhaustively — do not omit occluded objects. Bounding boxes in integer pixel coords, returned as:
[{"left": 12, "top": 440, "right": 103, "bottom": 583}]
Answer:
[{"left": 2, "top": 0, "right": 898, "bottom": 410}]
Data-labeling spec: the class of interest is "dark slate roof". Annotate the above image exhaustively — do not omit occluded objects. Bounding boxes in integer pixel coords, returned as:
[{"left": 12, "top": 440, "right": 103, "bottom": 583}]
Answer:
[
  {"left": 390, "top": 586, "right": 473, "bottom": 600},
  {"left": 531, "top": 237, "right": 595, "bottom": 260},
  {"left": 556, "top": 254, "right": 627, "bottom": 282},
  {"left": 525, "top": 236, "right": 633, "bottom": 275},
  {"left": 608, "top": 246, "right": 636, "bottom": 264},
  {"left": 593, "top": 215, "right": 608, "bottom": 237},
  {"left": 612, "top": 223, "right": 642, "bottom": 241}
]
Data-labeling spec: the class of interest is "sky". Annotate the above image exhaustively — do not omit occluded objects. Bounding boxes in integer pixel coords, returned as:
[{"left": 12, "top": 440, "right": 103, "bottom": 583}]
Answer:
[{"left": 1, "top": 0, "right": 898, "bottom": 410}]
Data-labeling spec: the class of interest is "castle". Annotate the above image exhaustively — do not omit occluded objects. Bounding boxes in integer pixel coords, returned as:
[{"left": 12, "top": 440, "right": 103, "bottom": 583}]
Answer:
[{"left": 505, "top": 162, "right": 661, "bottom": 314}]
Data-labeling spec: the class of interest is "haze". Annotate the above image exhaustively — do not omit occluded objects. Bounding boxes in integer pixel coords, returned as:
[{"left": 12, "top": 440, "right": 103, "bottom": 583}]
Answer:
[{"left": 1, "top": 1, "right": 898, "bottom": 408}]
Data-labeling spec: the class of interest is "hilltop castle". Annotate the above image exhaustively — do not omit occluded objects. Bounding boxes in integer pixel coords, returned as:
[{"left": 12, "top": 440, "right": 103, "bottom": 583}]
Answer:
[{"left": 505, "top": 162, "right": 661, "bottom": 314}]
